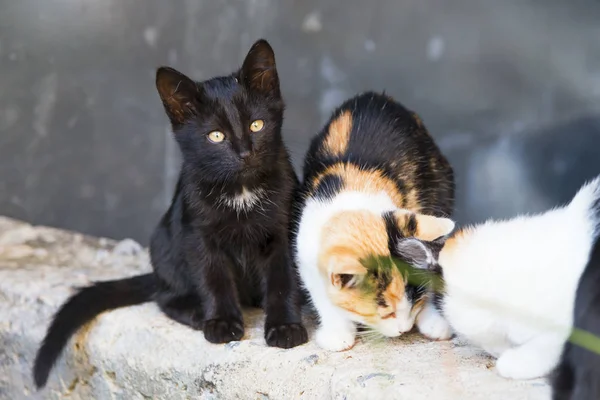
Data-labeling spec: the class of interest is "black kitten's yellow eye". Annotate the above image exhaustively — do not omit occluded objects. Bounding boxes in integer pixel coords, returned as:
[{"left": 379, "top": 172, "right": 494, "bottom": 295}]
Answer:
[
  {"left": 250, "top": 120, "right": 264, "bottom": 132},
  {"left": 207, "top": 131, "right": 225, "bottom": 143}
]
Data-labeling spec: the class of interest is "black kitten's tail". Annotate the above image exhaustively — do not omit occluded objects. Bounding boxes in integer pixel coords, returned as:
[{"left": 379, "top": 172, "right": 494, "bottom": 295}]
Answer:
[{"left": 33, "top": 273, "right": 157, "bottom": 389}]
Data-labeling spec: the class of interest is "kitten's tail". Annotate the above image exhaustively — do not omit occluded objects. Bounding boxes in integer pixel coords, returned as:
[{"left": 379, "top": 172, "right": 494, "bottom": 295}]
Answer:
[
  {"left": 33, "top": 273, "right": 157, "bottom": 389},
  {"left": 568, "top": 174, "right": 600, "bottom": 224}
]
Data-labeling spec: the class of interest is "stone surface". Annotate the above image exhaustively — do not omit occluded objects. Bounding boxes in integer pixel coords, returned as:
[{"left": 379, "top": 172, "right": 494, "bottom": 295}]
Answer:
[{"left": 0, "top": 217, "right": 550, "bottom": 400}]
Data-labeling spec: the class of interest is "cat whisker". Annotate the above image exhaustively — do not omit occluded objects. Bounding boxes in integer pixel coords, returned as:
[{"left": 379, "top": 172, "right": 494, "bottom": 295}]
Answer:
[
  {"left": 356, "top": 329, "right": 380, "bottom": 337},
  {"left": 357, "top": 331, "right": 387, "bottom": 344}
]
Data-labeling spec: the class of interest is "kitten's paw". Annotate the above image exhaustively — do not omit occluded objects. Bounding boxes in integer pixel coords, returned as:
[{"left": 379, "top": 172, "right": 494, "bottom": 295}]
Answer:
[
  {"left": 495, "top": 348, "right": 549, "bottom": 380},
  {"left": 315, "top": 326, "right": 355, "bottom": 352},
  {"left": 203, "top": 319, "right": 244, "bottom": 344},
  {"left": 416, "top": 301, "right": 453, "bottom": 340},
  {"left": 417, "top": 309, "right": 453, "bottom": 340},
  {"left": 265, "top": 323, "right": 308, "bottom": 349}
]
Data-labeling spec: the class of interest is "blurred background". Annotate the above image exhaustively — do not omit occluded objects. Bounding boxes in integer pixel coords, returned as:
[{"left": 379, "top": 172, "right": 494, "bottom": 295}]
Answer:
[{"left": 1, "top": 0, "right": 600, "bottom": 245}]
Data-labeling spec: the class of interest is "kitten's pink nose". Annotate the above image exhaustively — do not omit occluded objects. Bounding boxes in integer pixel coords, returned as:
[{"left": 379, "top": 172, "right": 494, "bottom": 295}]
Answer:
[{"left": 239, "top": 150, "right": 251, "bottom": 159}]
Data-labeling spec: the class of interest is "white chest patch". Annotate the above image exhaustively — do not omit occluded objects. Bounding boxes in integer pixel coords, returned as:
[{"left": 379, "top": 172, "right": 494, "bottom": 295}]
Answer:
[{"left": 220, "top": 187, "right": 265, "bottom": 212}]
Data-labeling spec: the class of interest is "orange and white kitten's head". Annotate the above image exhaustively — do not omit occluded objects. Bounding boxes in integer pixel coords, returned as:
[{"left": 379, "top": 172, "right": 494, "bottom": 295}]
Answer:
[{"left": 318, "top": 209, "right": 454, "bottom": 337}]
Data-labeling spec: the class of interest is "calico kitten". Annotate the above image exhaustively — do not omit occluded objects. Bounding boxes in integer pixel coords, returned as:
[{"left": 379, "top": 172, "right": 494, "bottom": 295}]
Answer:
[
  {"left": 396, "top": 175, "right": 600, "bottom": 382},
  {"left": 33, "top": 39, "right": 307, "bottom": 389},
  {"left": 292, "top": 92, "right": 456, "bottom": 351}
]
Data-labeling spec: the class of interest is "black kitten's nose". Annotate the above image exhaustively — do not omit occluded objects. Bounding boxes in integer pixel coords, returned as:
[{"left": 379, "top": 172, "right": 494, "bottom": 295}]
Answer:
[{"left": 239, "top": 150, "right": 251, "bottom": 159}]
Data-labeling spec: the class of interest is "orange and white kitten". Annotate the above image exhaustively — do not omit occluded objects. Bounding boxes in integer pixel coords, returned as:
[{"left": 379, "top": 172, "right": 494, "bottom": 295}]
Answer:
[{"left": 292, "top": 92, "right": 456, "bottom": 351}]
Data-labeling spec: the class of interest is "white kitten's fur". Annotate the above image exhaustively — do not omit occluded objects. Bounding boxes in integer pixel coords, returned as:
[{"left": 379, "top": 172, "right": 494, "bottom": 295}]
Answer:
[
  {"left": 295, "top": 191, "right": 449, "bottom": 351},
  {"left": 438, "top": 176, "right": 600, "bottom": 380}
]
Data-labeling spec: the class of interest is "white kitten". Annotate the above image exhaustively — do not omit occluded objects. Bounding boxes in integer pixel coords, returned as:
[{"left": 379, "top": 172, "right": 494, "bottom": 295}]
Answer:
[{"left": 434, "top": 176, "right": 600, "bottom": 380}]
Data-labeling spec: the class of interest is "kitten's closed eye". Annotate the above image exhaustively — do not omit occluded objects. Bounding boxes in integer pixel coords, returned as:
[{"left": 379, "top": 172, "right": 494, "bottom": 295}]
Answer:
[{"left": 382, "top": 312, "right": 396, "bottom": 320}]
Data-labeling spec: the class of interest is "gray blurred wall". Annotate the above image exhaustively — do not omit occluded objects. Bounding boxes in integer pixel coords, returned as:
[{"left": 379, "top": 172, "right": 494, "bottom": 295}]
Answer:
[{"left": 1, "top": 0, "right": 600, "bottom": 245}]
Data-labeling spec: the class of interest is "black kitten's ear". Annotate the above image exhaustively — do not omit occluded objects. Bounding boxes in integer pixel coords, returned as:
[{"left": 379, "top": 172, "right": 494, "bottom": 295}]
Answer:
[
  {"left": 396, "top": 238, "right": 431, "bottom": 269},
  {"left": 155, "top": 67, "right": 198, "bottom": 126},
  {"left": 240, "top": 39, "right": 280, "bottom": 97}
]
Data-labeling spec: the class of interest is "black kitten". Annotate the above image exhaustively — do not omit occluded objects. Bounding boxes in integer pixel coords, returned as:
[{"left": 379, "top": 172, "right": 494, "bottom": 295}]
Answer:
[
  {"left": 551, "top": 195, "right": 600, "bottom": 399},
  {"left": 33, "top": 39, "right": 308, "bottom": 389}
]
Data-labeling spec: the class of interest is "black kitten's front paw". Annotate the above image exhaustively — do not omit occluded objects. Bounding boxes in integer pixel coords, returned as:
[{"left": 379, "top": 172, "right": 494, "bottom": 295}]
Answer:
[
  {"left": 203, "top": 319, "right": 244, "bottom": 344},
  {"left": 265, "top": 323, "right": 308, "bottom": 349}
]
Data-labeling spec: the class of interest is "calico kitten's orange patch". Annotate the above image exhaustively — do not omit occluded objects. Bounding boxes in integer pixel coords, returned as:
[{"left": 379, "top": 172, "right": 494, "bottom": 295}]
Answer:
[
  {"left": 404, "top": 189, "right": 420, "bottom": 211},
  {"left": 333, "top": 290, "right": 378, "bottom": 320},
  {"left": 311, "top": 164, "right": 415, "bottom": 210},
  {"left": 319, "top": 210, "right": 389, "bottom": 269},
  {"left": 322, "top": 111, "right": 353, "bottom": 157},
  {"left": 379, "top": 268, "right": 404, "bottom": 308},
  {"left": 327, "top": 265, "right": 407, "bottom": 326},
  {"left": 318, "top": 211, "right": 414, "bottom": 324},
  {"left": 319, "top": 211, "right": 393, "bottom": 322}
]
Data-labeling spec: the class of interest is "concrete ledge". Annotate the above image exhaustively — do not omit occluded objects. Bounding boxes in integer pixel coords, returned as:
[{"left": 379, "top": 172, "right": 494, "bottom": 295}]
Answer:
[{"left": 0, "top": 217, "right": 550, "bottom": 399}]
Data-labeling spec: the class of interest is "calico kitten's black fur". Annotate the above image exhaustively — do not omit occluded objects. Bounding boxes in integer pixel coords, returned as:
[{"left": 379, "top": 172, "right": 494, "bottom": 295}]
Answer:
[
  {"left": 551, "top": 197, "right": 600, "bottom": 400},
  {"left": 33, "top": 39, "right": 307, "bottom": 389}
]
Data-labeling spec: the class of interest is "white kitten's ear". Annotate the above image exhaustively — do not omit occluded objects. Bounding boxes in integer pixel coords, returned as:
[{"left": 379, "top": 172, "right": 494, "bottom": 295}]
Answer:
[
  {"left": 325, "top": 254, "right": 367, "bottom": 290},
  {"left": 155, "top": 67, "right": 198, "bottom": 126},
  {"left": 414, "top": 215, "right": 455, "bottom": 241},
  {"left": 395, "top": 238, "right": 431, "bottom": 269}
]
